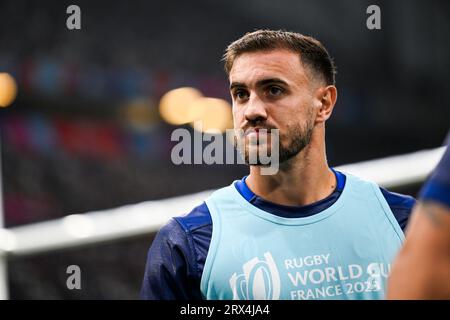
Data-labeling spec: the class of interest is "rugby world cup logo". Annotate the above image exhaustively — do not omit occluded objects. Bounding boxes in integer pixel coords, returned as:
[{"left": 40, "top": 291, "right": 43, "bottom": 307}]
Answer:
[{"left": 229, "top": 252, "right": 281, "bottom": 300}]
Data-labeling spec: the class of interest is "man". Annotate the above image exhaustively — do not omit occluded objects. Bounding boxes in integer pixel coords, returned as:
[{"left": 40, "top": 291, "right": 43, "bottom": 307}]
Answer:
[
  {"left": 141, "top": 30, "right": 415, "bottom": 300},
  {"left": 388, "top": 134, "right": 450, "bottom": 299}
]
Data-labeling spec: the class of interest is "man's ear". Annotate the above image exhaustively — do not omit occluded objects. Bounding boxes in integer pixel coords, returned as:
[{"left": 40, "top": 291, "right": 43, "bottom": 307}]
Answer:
[{"left": 315, "top": 85, "right": 337, "bottom": 123}]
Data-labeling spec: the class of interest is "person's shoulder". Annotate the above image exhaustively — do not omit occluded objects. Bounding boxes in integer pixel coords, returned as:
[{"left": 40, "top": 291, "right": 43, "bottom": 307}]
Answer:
[
  {"left": 343, "top": 170, "right": 416, "bottom": 230},
  {"left": 154, "top": 202, "right": 212, "bottom": 243},
  {"left": 173, "top": 201, "right": 212, "bottom": 234},
  {"left": 149, "top": 202, "right": 212, "bottom": 256},
  {"left": 419, "top": 134, "right": 450, "bottom": 207},
  {"left": 379, "top": 187, "right": 416, "bottom": 210},
  {"left": 379, "top": 187, "right": 416, "bottom": 231}
]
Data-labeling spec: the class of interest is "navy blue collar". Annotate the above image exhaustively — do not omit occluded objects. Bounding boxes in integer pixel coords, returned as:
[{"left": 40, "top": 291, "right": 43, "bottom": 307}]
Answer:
[{"left": 234, "top": 168, "right": 346, "bottom": 218}]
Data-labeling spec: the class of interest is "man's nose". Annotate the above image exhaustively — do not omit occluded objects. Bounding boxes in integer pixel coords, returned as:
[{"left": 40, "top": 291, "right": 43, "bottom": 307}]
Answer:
[{"left": 244, "top": 95, "right": 268, "bottom": 122}]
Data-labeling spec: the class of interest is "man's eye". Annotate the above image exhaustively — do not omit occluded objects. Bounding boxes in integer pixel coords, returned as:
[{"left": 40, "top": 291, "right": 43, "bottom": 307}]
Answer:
[
  {"left": 234, "top": 90, "right": 249, "bottom": 100},
  {"left": 268, "top": 86, "right": 283, "bottom": 96}
]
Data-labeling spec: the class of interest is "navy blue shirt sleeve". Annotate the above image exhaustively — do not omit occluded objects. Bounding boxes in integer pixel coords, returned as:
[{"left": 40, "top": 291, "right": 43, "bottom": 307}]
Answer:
[
  {"left": 140, "top": 202, "right": 212, "bottom": 300},
  {"left": 380, "top": 187, "right": 416, "bottom": 231},
  {"left": 140, "top": 218, "right": 203, "bottom": 300},
  {"left": 419, "top": 133, "right": 450, "bottom": 207}
]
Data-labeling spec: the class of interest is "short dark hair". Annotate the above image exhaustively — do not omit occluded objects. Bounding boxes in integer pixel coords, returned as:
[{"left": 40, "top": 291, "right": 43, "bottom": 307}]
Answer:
[{"left": 223, "top": 29, "right": 336, "bottom": 86}]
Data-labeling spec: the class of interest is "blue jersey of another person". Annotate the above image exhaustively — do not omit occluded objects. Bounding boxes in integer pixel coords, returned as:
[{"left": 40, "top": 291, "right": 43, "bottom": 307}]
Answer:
[
  {"left": 419, "top": 133, "right": 450, "bottom": 207},
  {"left": 141, "top": 169, "right": 415, "bottom": 300}
]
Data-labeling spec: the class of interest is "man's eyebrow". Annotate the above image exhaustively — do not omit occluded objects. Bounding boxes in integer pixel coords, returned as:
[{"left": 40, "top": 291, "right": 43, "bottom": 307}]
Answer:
[
  {"left": 256, "top": 78, "right": 288, "bottom": 87},
  {"left": 229, "top": 78, "right": 288, "bottom": 91},
  {"left": 229, "top": 82, "right": 246, "bottom": 91}
]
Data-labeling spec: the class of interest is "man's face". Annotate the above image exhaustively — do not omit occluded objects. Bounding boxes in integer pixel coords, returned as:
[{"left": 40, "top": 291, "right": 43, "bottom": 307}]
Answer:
[{"left": 229, "top": 49, "right": 317, "bottom": 165}]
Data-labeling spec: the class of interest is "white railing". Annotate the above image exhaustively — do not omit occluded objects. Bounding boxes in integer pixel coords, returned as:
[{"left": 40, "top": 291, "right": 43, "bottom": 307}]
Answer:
[{"left": 0, "top": 146, "right": 446, "bottom": 299}]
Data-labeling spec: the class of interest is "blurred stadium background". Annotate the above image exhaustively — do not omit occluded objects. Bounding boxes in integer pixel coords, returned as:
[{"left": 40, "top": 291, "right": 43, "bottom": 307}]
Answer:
[{"left": 0, "top": 0, "right": 449, "bottom": 299}]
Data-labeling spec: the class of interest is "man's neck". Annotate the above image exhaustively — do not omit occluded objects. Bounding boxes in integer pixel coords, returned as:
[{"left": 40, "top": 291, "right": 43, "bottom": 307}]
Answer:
[{"left": 245, "top": 139, "right": 336, "bottom": 207}]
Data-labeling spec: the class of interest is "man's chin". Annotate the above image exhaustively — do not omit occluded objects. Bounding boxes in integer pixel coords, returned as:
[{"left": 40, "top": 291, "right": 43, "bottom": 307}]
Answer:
[
  {"left": 244, "top": 159, "right": 274, "bottom": 166},
  {"left": 244, "top": 150, "right": 277, "bottom": 166},
  {"left": 244, "top": 146, "right": 272, "bottom": 156}
]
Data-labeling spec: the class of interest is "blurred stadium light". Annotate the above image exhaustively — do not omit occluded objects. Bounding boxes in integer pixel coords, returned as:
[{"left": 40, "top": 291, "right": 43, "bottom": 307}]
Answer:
[
  {"left": 0, "top": 145, "right": 446, "bottom": 299},
  {"left": 158, "top": 87, "right": 233, "bottom": 133},
  {"left": 0, "top": 73, "right": 17, "bottom": 108},
  {"left": 188, "top": 97, "right": 233, "bottom": 133},
  {"left": 159, "top": 87, "right": 204, "bottom": 125}
]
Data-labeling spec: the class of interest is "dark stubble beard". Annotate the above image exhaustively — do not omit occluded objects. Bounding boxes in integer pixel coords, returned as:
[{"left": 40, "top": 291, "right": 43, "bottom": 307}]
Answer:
[
  {"left": 278, "top": 119, "right": 314, "bottom": 164},
  {"left": 235, "top": 116, "right": 315, "bottom": 166}
]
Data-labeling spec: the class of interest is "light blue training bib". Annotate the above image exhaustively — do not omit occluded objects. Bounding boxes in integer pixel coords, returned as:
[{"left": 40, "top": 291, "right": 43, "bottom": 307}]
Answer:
[{"left": 201, "top": 173, "right": 404, "bottom": 300}]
